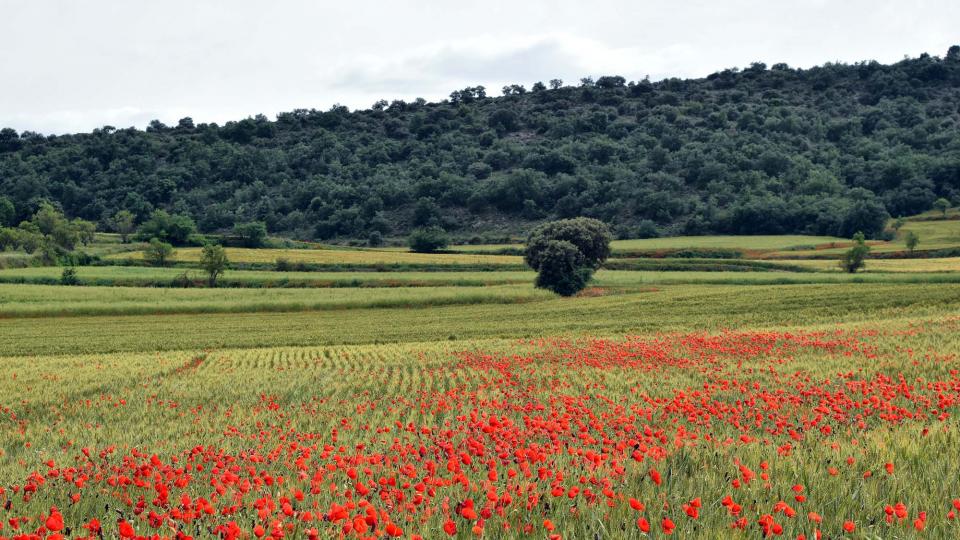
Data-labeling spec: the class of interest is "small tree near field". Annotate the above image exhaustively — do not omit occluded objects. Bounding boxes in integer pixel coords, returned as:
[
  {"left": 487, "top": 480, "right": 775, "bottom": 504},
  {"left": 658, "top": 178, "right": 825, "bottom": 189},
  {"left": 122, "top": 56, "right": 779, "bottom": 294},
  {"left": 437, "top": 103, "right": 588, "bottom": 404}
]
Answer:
[
  {"left": 933, "top": 197, "right": 950, "bottom": 217},
  {"left": 891, "top": 216, "right": 905, "bottom": 232},
  {"left": 113, "top": 210, "right": 136, "bottom": 243},
  {"left": 905, "top": 231, "right": 920, "bottom": 253},
  {"left": 200, "top": 243, "right": 229, "bottom": 286},
  {"left": 145, "top": 237, "right": 175, "bottom": 267},
  {"left": 408, "top": 226, "right": 448, "bottom": 253},
  {"left": 840, "top": 232, "right": 870, "bottom": 273},
  {"left": 524, "top": 217, "right": 611, "bottom": 296}
]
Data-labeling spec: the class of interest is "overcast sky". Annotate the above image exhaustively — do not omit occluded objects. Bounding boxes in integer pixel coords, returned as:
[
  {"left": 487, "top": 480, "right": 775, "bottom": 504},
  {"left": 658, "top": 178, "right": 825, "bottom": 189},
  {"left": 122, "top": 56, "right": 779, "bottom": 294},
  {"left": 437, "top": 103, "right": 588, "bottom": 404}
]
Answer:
[{"left": 1, "top": 0, "right": 958, "bottom": 134}]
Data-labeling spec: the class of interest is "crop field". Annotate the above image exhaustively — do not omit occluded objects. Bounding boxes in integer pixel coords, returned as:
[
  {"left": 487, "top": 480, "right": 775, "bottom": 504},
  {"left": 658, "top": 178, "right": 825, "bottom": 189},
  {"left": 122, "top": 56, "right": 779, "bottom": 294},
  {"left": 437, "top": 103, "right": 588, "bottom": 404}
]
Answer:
[
  {"left": 3, "top": 312, "right": 960, "bottom": 539},
  {"left": 109, "top": 247, "right": 524, "bottom": 267},
  {"left": 0, "top": 283, "right": 554, "bottom": 318},
  {"left": 0, "top": 266, "right": 534, "bottom": 287},
  {"left": 5, "top": 222, "right": 960, "bottom": 539},
  {"left": 444, "top": 236, "right": 847, "bottom": 255},
  {"left": 780, "top": 257, "right": 960, "bottom": 273},
  {"left": 609, "top": 234, "right": 847, "bottom": 252},
  {"left": 6, "top": 266, "right": 960, "bottom": 291},
  {"left": 769, "top": 220, "right": 960, "bottom": 257},
  {"left": 4, "top": 282, "right": 960, "bottom": 356}
]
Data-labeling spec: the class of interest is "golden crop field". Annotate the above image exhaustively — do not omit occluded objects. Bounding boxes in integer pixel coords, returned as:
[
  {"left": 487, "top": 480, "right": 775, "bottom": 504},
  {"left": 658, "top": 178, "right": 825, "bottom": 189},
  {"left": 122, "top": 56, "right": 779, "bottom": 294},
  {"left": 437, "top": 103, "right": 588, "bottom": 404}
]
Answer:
[{"left": 780, "top": 257, "right": 960, "bottom": 273}]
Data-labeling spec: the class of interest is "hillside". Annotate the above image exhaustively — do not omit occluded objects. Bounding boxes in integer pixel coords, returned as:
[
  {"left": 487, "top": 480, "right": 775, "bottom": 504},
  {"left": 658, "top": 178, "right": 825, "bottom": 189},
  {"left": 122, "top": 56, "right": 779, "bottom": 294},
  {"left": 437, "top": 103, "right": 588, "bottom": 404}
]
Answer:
[{"left": 2, "top": 46, "right": 960, "bottom": 242}]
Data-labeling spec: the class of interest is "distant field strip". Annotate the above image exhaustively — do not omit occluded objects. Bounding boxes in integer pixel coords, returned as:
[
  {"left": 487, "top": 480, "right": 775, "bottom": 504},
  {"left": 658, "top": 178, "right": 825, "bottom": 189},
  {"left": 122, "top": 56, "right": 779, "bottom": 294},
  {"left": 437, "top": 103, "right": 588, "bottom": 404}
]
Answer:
[
  {"left": 779, "top": 257, "right": 960, "bottom": 272},
  {"left": 0, "top": 266, "right": 535, "bottom": 287},
  {"left": 4, "top": 282, "right": 960, "bottom": 356},
  {"left": 0, "top": 283, "right": 552, "bottom": 318},
  {"left": 109, "top": 247, "right": 524, "bottom": 266},
  {"left": 610, "top": 234, "right": 846, "bottom": 251},
  {"left": 769, "top": 219, "right": 960, "bottom": 257},
  {"left": 445, "top": 235, "right": 848, "bottom": 254}
]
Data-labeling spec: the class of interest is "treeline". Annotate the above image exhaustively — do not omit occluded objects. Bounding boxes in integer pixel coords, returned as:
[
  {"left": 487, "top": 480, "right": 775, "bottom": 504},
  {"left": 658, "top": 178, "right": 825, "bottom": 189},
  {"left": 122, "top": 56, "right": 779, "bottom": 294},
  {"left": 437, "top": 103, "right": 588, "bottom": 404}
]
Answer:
[{"left": 2, "top": 46, "right": 960, "bottom": 242}]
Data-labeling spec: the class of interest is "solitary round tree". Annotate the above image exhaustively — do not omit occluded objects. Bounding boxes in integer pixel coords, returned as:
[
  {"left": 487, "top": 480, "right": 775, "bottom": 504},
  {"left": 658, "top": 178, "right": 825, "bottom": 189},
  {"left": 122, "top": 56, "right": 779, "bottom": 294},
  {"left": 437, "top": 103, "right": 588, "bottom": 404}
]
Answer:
[{"left": 524, "top": 217, "right": 611, "bottom": 296}]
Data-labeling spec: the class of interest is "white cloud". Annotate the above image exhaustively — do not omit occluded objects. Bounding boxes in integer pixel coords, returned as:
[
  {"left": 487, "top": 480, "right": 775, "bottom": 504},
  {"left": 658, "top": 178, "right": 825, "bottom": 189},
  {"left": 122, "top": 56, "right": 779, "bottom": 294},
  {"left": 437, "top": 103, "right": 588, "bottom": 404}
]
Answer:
[
  {"left": 0, "top": 0, "right": 958, "bottom": 134},
  {"left": 326, "top": 33, "right": 700, "bottom": 97}
]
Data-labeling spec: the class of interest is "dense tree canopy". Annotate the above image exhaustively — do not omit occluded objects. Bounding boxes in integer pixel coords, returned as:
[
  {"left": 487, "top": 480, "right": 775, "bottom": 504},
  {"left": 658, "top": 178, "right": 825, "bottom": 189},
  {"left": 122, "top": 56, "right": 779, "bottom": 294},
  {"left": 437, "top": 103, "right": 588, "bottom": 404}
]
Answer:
[
  {"left": 2, "top": 47, "right": 960, "bottom": 241},
  {"left": 525, "top": 218, "right": 611, "bottom": 296}
]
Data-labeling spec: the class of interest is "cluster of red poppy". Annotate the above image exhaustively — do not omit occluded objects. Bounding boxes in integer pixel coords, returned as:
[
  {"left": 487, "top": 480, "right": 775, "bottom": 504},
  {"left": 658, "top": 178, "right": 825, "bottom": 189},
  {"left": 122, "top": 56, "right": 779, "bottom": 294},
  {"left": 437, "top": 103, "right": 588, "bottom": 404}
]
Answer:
[{"left": 1, "top": 327, "right": 959, "bottom": 538}]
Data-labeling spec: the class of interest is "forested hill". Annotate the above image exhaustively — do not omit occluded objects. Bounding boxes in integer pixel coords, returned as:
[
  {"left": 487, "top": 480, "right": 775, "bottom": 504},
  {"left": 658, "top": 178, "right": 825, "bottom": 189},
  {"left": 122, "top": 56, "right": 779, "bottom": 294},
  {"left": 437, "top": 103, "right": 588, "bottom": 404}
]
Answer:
[{"left": 2, "top": 46, "right": 960, "bottom": 242}]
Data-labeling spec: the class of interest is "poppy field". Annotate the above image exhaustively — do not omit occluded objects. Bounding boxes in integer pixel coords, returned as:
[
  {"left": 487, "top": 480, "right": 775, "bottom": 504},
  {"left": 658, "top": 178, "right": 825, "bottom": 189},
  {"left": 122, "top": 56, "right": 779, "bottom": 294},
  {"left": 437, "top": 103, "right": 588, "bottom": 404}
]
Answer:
[{"left": 2, "top": 314, "right": 960, "bottom": 539}]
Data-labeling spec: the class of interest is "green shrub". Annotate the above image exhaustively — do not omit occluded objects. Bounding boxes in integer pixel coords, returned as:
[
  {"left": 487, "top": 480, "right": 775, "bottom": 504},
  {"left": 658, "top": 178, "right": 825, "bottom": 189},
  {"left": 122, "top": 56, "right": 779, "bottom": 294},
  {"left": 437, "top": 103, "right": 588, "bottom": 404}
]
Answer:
[
  {"left": 60, "top": 266, "right": 79, "bottom": 285},
  {"left": 408, "top": 226, "right": 449, "bottom": 253},
  {"left": 145, "top": 238, "right": 175, "bottom": 267},
  {"left": 233, "top": 221, "right": 268, "bottom": 248},
  {"left": 531, "top": 240, "right": 594, "bottom": 296},
  {"left": 136, "top": 210, "right": 196, "bottom": 245}
]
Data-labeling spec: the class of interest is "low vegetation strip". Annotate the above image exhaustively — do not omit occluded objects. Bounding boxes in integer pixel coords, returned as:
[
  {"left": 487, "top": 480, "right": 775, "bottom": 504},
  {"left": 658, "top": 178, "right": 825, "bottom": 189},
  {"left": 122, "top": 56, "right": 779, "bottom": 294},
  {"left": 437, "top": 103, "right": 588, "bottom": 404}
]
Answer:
[{"left": 2, "top": 266, "right": 960, "bottom": 290}]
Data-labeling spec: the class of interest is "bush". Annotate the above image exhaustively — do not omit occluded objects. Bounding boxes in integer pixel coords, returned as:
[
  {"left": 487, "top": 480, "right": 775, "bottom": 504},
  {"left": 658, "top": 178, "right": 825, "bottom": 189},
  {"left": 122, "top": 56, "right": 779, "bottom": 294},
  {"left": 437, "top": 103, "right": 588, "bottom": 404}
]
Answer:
[
  {"left": 531, "top": 240, "right": 594, "bottom": 296},
  {"left": 275, "top": 257, "right": 292, "bottom": 271},
  {"left": 525, "top": 217, "right": 611, "bottom": 296},
  {"left": 144, "top": 237, "right": 175, "bottom": 267},
  {"left": 840, "top": 232, "right": 870, "bottom": 273},
  {"left": 635, "top": 220, "right": 660, "bottom": 239},
  {"left": 33, "top": 240, "right": 61, "bottom": 266},
  {"left": 171, "top": 271, "right": 197, "bottom": 288},
  {"left": 233, "top": 221, "right": 268, "bottom": 247},
  {"left": 136, "top": 210, "right": 196, "bottom": 245},
  {"left": 367, "top": 230, "right": 383, "bottom": 247},
  {"left": 60, "top": 266, "right": 79, "bottom": 286},
  {"left": 59, "top": 251, "right": 98, "bottom": 266},
  {"left": 408, "top": 226, "right": 449, "bottom": 253}
]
